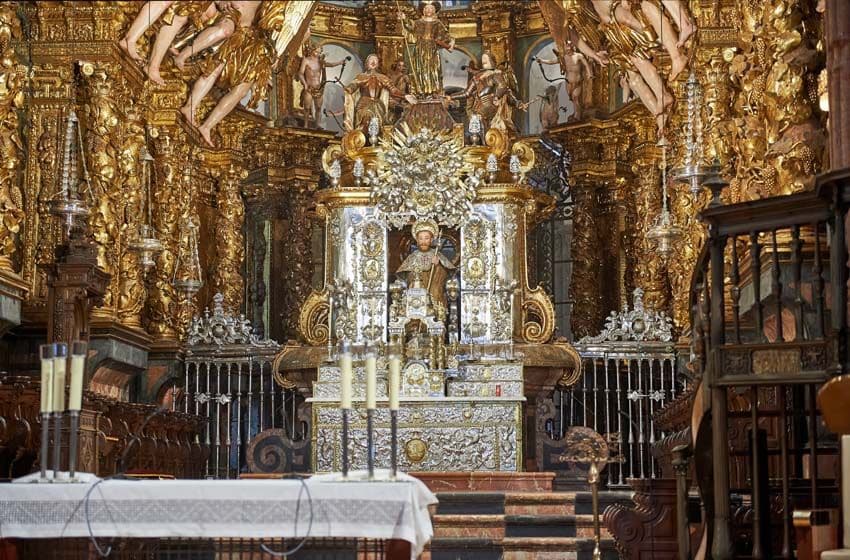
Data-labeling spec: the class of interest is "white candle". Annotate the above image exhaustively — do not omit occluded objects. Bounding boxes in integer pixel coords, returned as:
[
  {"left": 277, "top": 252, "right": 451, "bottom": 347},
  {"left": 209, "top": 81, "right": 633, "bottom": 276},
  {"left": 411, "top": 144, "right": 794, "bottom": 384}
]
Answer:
[
  {"left": 69, "top": 342, "right": 87, "bottom": 411},
  {"left": 388, "top": 354, "right": 401, "bottom": 410},
  {"left": 39, "top": 345, "right": 54, "bottom": 414},
  {"left": 53, "top": 343, "right": 67, "bottom": 412},
  {"left": 340, "top": 350, "right": 353, "bottom": 409},
  {"left": 365, "top": 351, "right": 377, "bottom": 409}
]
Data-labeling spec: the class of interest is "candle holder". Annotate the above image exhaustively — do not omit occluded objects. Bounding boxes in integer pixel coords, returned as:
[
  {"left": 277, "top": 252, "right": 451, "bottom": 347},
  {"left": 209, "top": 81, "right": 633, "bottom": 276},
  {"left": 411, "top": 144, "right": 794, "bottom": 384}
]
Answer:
[
  {"left": 341, "top": 408, "right": 350, "bottom": 479},
  {"left": 366, "top": 408, "right": 376, "bottom": 480},
  {"left": 38, "top": 343, "right": 55, "bottom": 482},
  {"left": 39, "top": 412, "right": 51, "bottom": 481},
  {"left": 52, "top": 343, "right": 68, "bottom": 480},
  {"left": 51, "top": 410, "right": 63, "bottom": 479},
  {"left": 390, "top": 409, "right": 399, "bottom": 479},
  {"left": 67, "top": 410, "right": 80, "bottom": 480}
]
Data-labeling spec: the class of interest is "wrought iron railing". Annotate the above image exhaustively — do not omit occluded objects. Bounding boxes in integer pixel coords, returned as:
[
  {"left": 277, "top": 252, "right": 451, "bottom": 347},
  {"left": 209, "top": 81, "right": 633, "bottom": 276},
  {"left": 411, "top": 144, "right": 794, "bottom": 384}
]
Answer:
[
  {"left": 176, "top": 294, "right": 302, "bottom": 478},
  {"left": 548, "top": 288, "right": 683, "bottom": 487}
]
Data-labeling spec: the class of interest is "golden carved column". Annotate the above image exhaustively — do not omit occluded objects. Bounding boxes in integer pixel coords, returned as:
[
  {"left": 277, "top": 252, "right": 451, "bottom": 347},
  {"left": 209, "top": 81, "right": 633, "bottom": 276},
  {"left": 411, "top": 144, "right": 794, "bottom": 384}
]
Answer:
[
  {"left": 281, "top": 183, "right": 315, "bottom": 340},
  {"left": 212, "top": 165, "right": 246, "bottom": 313},
  {"left": 0, "top": 4, "right": 29, "bottom": 331},
  {"left": 81, "top": 63, "right": 122, "bottom": 318},
  {"left": 727, "top": 0, "right": 825, "bottom": 201},
  {"left": 630, "top": 142, "right": 670, "bottom": 313},
  {"left": 569, "top": 182, "right": 602, "bottom": 339},
  {"left": 0, "top": 5, "right": 25, "bottom": 275},
  {"left": 24, "top": 65, "right": 75, "bottom": 310},
  {"left": 367, "top": 2, "right": 406, "bottom": 73},
  {"left": 116, "top": 102, "right": 147, "bottom": 328},
  {"left": 474, "top": 4, "right": 515, "bottom": 67},
  {"left": 147, "top": 127, "right": 186, "bottom": 340}
]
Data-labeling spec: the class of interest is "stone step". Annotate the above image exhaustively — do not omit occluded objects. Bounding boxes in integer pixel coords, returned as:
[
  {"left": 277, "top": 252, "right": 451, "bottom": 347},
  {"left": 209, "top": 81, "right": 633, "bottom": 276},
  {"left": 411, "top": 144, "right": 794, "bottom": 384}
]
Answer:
[
  {"left": 504, "top": 515, "right": 577, "bottom": 538},
  {"left": 426, "top": 537, "right": 503, "bottom": 560},
  {"left": 425, "top": 535, "right": 618, "bottom": 560},
  {"left": 504, "top": 492, "right": 576, "bottom": 515},
  {"left": 413, "top": 471, "right": 555, "bottom": 493},
  {"left": 435, "top": 492, "right": 505, "bottom": 515},
  {"left": 501, "top": 537, "right": 619, "bottom": 560},
  {"left": 432, "top": 514, "right": 504, "bottom": 539}
]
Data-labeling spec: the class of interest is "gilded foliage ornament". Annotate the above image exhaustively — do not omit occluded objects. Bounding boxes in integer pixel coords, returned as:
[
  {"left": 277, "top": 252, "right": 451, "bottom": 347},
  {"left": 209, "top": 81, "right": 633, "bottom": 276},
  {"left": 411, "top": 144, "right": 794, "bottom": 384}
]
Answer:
[{"left": 366, "top": 126, "right": 480, "bottom": 229}]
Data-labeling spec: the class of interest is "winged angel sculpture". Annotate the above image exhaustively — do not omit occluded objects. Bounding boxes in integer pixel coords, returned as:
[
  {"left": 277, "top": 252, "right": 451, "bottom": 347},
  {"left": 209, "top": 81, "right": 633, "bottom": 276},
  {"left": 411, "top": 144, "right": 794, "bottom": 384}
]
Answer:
[
  {"left": 122, "top": 1, "right": 314, "bottom": 147},
  {"left": 538, "top": 0, "right": 694, "bottom": 139}
]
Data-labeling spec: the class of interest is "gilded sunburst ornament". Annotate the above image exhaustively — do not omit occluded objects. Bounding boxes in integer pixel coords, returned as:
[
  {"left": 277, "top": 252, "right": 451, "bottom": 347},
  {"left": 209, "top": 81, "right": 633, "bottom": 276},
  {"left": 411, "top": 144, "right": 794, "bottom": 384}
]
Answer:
[{"left": 365, "top": 126, "right": 482, "bottom": 229}]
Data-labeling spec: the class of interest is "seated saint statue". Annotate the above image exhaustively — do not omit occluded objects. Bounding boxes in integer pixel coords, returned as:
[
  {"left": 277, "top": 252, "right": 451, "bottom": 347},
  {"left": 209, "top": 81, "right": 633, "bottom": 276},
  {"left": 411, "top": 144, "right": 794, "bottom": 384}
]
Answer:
[{"left": 396, "top": 220, "right": 455, "bottom": 320}]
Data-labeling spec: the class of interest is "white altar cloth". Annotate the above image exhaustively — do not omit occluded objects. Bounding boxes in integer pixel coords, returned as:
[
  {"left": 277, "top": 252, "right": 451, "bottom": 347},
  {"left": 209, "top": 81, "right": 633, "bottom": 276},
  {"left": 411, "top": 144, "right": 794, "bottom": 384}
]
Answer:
[{"left": 1, "top": 470, "right": 437, "bottom": 559}]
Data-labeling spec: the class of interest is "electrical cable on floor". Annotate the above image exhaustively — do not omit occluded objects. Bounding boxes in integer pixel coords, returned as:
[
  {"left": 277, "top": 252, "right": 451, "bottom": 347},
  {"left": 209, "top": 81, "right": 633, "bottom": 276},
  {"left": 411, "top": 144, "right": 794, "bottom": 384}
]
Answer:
[{"left": 259, "top": 475, "right": 315, "bottom": 558}]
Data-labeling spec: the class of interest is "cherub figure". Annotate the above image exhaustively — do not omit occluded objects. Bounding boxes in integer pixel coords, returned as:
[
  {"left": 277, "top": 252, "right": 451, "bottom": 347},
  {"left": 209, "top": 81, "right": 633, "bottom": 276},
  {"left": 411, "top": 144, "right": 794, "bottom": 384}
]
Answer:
[
  {"left": 118, "top": 1, "right": 219, "bottom": 85},
  {"left": 538, "top": 43, "right": 593, "bottom": 121},
  {"left": 539, "top": 84, "right": 561, "bottom": 130},
  {"left": 297, "top": 40, "right": 347, "bottom": 128},
  {"left": 180, "top": 1, "right": 315, "bottom": 147}
]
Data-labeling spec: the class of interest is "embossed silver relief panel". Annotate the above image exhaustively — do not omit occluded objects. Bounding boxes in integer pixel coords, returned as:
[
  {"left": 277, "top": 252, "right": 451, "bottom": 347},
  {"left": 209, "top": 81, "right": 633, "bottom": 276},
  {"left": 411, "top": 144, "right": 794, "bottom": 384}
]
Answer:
[
  {"left": 312, "top": 401, "right": 521, "bottom": 472},
  {"left": 459, "top": 205, "right": 518, "bottom": 344}
]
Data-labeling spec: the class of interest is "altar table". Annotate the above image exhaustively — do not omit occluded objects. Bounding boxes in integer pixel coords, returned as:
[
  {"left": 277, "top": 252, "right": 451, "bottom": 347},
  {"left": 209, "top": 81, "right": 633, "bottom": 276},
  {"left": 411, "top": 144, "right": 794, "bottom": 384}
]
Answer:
[{"left": 0, "top": 470, "right": 437, "bottom": 559}]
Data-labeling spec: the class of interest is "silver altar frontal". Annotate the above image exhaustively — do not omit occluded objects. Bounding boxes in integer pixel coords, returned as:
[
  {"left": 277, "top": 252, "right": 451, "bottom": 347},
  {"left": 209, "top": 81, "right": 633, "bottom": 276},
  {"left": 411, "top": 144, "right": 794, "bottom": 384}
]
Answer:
[
  {"left": 311, "top": 360, "right": 523, "bottom": 472},
  {"left": 298, "top": 104, "right": 559, "bottom": 473}
]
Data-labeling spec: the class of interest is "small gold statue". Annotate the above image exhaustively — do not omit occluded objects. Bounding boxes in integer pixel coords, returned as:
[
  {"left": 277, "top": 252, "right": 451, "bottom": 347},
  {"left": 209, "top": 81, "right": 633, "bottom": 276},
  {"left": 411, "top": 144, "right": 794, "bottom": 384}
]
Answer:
[
  {"left": 343, "top": 54, "right": 416, "bottom": 133},
  {"left": 398, "top": 0, "right": 455, "bottom": 98},
  {"left": 396, "top": 220, "right": 455, "bottom": 318}
]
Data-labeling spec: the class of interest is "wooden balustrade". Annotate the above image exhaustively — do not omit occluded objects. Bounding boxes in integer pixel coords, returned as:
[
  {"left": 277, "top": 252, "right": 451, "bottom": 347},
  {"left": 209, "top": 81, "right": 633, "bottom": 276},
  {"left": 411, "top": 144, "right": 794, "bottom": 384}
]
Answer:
[{"left": 0, "top": 374, "right": 209, "bottom": 479}]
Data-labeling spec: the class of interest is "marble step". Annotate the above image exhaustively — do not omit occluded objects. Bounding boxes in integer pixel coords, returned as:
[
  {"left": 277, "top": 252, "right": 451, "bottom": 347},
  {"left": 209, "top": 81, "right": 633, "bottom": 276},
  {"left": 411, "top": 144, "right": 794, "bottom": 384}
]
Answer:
[
  {"left": 426, "top": 537, "right": 503, "bottom": 560},
  {"left": 435, "top": 492, "right": 505, "bottom": 515},
  {"left": 500, "top": 537, "right": 619, "bottom": 560},
  {"left": 504, "top": 515, "right": 577, "bottom": 538},
  {"left": 504, "top": 492, "right": 577, "bottom": 516},
  {"left": 432, "top": 514, "right": 504, "bottom": 539},
  {"left": 424, "top": 537, "right": 619, "bottom": 560},
  {"left": 413, "top": 471, "right": 555, "bottom": 492}
]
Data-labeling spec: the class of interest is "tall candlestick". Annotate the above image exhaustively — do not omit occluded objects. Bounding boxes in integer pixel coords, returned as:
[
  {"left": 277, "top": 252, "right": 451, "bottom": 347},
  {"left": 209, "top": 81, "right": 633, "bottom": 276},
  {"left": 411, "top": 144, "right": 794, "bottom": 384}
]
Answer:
[
  {"left": 365, "top": 350, "right": 377, "bottom": 409},
  {"left": 38, "top": 345, "right": 55, "bottom": 481},
  {"left": 388, "top": 354, "right": 401, "bottom": 410},
  {"left": 340, "top": 346, "right": 353, "bottom": 409},
  {"left": 40, "top": 344, "right": 55, "bottom": 414},
  {"left": 68, "top": 341, "right": 87, "bottom": 481},
  {"left": 52, "top": 343, "right": 68, "bottom": 413},
  {"left": 69, "top": 341, "right": 87, "bottom": 411}
]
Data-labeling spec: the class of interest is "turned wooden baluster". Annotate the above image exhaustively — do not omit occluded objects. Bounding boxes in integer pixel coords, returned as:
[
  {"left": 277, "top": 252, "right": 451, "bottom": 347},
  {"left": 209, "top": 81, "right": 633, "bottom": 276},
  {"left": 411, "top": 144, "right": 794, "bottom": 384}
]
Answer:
[
  {"left": 779, "top": 386, "right": 793, "bottom": 559},
  {"left": 771, "top": 230, "right": 784, "bottom": 342},
  {"left": 813, "top": 222, "right": 826, "bottom": 339},
  {"left": 791, "top": 226, "right": 804, "bottom": 341},
  {"left": 730, "top": 238, "right": 741, "bottom": 344},
  {"left": 750, "top": 232, "right": 765, "bottom": 342},
  {"left": 709, "top": 230, "right": 733, "bottom": 560},
  {"left": 828, "top": 194, "right": 848, "bottom": 373},
  {"left": 750, "top": 385, "right": 763, "bottom": 560},
  {"left": 808, "top": 383, "right": 819, "bottom": 508}
]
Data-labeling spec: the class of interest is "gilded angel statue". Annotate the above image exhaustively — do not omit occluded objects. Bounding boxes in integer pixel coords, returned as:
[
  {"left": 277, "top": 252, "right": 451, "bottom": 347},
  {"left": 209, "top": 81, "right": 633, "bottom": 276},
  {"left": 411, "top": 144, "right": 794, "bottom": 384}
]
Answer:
[
  {"left": 119, "top": 1, "right": 220, "bottom": 85},
  {"left": 179, "top": 0, "right": 315, "bottom": 147},
  {"left": 539, "top": 0, "right": 696, "bottom": 138}
]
